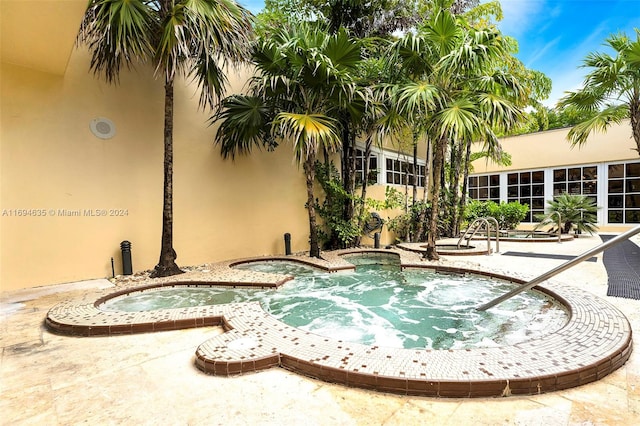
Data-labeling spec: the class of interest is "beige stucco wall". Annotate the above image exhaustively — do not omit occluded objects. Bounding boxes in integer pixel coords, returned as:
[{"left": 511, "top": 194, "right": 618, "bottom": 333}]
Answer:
[
  {"left": 472, "top": 122, "right": 637, "bottom": 173},
  {"left": 0, "top": 48, "right": 315, "bottom": 291}
]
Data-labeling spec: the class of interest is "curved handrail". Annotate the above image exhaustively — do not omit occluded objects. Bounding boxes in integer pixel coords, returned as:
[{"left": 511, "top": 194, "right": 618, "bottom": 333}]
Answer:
[
  {"left": 549, "top": 211, "right": 562, "bottom": 242},
  {"left": 458, "top": 218, "right": 493, "bottom": 254},
  {"left": 534, "top": 211, "right": 562, "bottom": 242},
  {"left": 477, "top": 225, "right": 640, "bottom": 311}
]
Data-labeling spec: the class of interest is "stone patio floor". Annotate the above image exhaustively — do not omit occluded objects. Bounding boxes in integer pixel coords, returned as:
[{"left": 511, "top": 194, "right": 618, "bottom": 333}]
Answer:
[{"left": 2, "top": 234, "right": 640, "bottom": 424}]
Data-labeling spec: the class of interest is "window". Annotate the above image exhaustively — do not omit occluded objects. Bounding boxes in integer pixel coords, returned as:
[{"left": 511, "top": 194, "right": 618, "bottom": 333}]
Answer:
[
  {"left": 385, "top": 157, "right": 425, "bottom": 186},
  {"left": 467, "top": 174, "right": 500, "bottom": 202},
  {"left": 507, "top": 170, "right": 545, "bottom": 222},
  {"left": 608, "top": 162, "right": 640, "bottom": 223},
  {"left": 553, "top": 166, "right": 597, "bottom": 204},
  {"left": 355, "top": 149, "right": 378, "bottom": 185}
]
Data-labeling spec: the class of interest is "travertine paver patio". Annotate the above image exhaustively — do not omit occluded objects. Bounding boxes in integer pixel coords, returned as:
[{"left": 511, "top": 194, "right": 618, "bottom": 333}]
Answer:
[{"left": 45, "top": 247, "right": 633, "bottom": 397}]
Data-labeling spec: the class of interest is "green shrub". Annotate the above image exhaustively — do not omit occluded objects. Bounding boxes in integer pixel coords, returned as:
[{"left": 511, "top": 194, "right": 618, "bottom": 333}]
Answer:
[{"left": 464, "top": 200, "right": 528, "bottom": 230}]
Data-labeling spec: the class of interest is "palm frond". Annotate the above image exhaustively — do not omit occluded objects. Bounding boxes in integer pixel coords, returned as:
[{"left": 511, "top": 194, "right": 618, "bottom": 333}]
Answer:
[
  {"left": 79, "top": 0, "right": 155, "bottom": 83},
  {"left": 567, "top": 103, "right": 629, "bottom": 146},
  {"left": 213, "top": 95, "right": 274, "bottom": 159},
  {"left": 275, "top": 112, "right": 341, "bottom": 163}
]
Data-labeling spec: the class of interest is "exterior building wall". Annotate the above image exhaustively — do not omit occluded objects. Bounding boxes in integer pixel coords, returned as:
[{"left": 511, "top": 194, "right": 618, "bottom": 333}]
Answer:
[
  {"left": 472, "top": 124, "right": 636, "bottom": 172},
  {"left": 1, "top": 49, "right": 314, "bottom": 291},
  {"left": 469, "top": 123, "right": 639, "bottom": 231}
]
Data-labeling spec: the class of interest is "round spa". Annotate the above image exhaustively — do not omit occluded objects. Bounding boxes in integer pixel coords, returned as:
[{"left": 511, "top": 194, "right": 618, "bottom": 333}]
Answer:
[{"left": 45, "top": 249, "right": 633, "bottom": 398}]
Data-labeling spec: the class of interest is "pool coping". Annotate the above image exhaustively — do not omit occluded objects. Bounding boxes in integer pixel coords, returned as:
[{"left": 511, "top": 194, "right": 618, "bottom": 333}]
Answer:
[{"left": 45, "top": 248, "right": 633, "bottom": 398}]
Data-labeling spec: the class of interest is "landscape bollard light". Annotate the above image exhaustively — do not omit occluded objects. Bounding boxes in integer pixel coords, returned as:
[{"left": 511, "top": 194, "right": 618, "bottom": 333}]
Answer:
[
  {"left": 120, "top": 240, "right": 133, "bottom": 275},
  {"left": 374, "top": 232, "right": 380, "bottom": 248},
  {"left": 284, "top": 233, "right": 292, "bottom": 255}
]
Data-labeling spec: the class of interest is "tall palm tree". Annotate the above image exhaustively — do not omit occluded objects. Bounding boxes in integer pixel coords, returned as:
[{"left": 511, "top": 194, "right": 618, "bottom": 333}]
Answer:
[
  {"left": 558, "top": 30, "right": 640, "bottom": 155},
  {"left": 78, "top": 0, "right": 254, "bottom": 277},
  {"left": 214, "top": 24, "right": 362, "bottom": 257},
  {"left": 389, "top": 0, "right": 523, "bottom": 259}
]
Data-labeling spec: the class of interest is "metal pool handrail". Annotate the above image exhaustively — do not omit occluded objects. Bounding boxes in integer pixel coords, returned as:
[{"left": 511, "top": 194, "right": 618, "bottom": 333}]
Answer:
[
  {"left": 485, "top": 217, "right": 500, "bottom": 253},
  {"left": 458, "top": 218, "right": 490, "bottom": 253},
  {"left": 458, "top": 217, "right": 499, "bottom": 254},
  {"left": 476, "top": 225, "right": 640, "bottom": 311}
]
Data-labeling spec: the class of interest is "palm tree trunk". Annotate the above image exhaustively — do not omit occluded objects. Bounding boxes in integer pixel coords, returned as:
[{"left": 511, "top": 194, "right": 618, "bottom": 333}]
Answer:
[
  {"left": 630, "top": 96, "right": 640, "bottom": 155},
  {"left": 423, "top": 135, "right": 447, "bottom": 260},
  {"left": 355, "top": 137, "right": 373, "bottom": 246},
  {"left": 342, "top": 124, "right": 357, "bottom": 242},
  {"left": 449, "top": 139, "right": 464, "bottom": 237},
  {"left": 304, "top": 155, "right": 321, "bottom": 258},
  {"left": 458, "top": 139, "right": 472, "bottom": 233},
  {"left": 414, "top": 137, "right": 431, "bottom": 242},
  {"left": 151, "top": 77, "right": 184, "bottom": 278}
]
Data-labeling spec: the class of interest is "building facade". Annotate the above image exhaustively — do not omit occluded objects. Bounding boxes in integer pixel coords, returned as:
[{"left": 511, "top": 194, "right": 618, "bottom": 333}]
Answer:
[{"left": 469, "top": 123, "right": 639, "bottom": 229}]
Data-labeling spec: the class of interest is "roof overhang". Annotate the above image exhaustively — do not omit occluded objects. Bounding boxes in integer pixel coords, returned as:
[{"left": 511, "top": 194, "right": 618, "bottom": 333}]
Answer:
[{"left": 0, "top": 0, "right": 87, "bottom": 75}]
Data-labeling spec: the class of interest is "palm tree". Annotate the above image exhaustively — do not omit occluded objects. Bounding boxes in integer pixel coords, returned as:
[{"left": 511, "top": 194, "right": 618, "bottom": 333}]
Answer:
[
  {"left": 558, "top": 30, "right": 640, "bottom": 155},
  {"left": 214, "top": 25, "right": 362, "bottom": 257},
  {"left": 535, "top": 194, "right": 599, "bottom": 235},
  {"left": 77, "top": 0, "right": 254, "bottom": 277},
  {"left": 388, "top": 0, "right": 523, "bottom": 259}
]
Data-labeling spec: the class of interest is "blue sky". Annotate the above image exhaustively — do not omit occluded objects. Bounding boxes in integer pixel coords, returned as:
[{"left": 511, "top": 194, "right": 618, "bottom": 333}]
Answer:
[
  {"left": 239, "top": 0, "right": 640, "bottom": 107},
  {"left": 496, "top": 0, "right": 640, "bottom": 106}
]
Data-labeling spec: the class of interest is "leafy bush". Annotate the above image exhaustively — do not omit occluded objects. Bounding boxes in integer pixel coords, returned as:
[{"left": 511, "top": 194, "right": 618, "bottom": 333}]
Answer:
[
  {"left": 464, "top": 200, "right": 528, "bottom": 230},
  {"left": 315, "top": 162, "right": 361, "bottom": 249}
]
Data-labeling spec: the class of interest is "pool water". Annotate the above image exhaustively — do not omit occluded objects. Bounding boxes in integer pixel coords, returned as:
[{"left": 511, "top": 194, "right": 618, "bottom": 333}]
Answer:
[{"left": 101, "top": 259, "right": 568, "bottom": 350}]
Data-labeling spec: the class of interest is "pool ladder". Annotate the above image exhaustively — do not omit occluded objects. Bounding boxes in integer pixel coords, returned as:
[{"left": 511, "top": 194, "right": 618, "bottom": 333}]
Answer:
[
  {"left": 477, "top": 224, "right": 640, "bottom": 311},
  {"left": 457, "top": 217, "right": 499, "bottom": 255}
]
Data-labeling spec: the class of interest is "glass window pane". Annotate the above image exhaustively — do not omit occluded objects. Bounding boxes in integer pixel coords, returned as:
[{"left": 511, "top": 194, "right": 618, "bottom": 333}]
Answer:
[
  {"left": 583, "top": 166, "right": 597, "bottom": 180},
  {"left": 608, "top": 210, "right": 623, "bottom": 223},
  {"left": 479, "top": 175, "right": 488, "bottom": 187},
  {"left": 386, "top": 172, "right": 393, "bottom": 183},
  {"left": 469, "top": 189, "right": 478, "bottom": 199},
  {"left": 568, "top": 168, "right": 581, "bottom": 181},
  {"left": 520, "top": 186, "right": 531, "bottom": 197},
  {"left": 508, "top": 173, "right": 518, "bottom": 185},
  {"left": 394, "top": 174, "right": 400, "bottom": 185},
  {"left": 479, "top": 188, "right": 489, "bottom": 199},
  {"left": 531, "top": 198, "right": 545, "bottom": 209},
  {"left": 609, "top": 195, "right": 623, "bottom": 208},
  {"left": 386, "top": 158, "right": 392, "bottom": 169},
  {"left": 532, "top": 184, "right": 544, "bottom": 196},
  {"left": 609, "top": 180, "right": 624, "bottom": 193},
  {"left": 553, "top": 169, "right": 566, "bottom": 182},
  {"left": 582, "top": 181, "right": 597, "bottom": 194},
  {"left": 370, "top": 157, "right": 377, "bottom": 170},
  {"left": 368, "top": 171, "right": 378, "bottom": 185},
  {"left": 626, "top": 194, "right": 640, "bottom": 208},
  {"left": 507, "top": 187, "right": 518, "bottom": 197},
  {"left": 490, "top": 174, "right": 500, "bottom": 186},
  {"left": 531, "top": 171, "right": 544, "bottom": 183},
  {"left": 626, "top": 163, "right": 640, "bottom": 177},
  {"left": 609, "top": 164, "right": 624, "bottom": 179},
  {"left": 568, "top": 182, "right": 581, "bottom": 194},
  {"left": 553, "top": 183, "right": 565, "bottom": 196},
  {"left": 625, "top": 210, "right": 640, "bottom": 223},
  {"left": 490, "top": 188, "right": 500, "bottom": 199},
  {"left": 626, "top": 179, "right": 640, "bottom": 193},
  {"left": 520, "top": 172, "right": 531, "bottom": 184}
]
